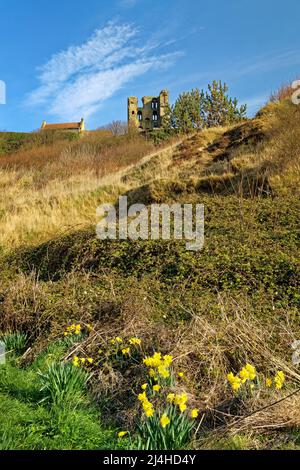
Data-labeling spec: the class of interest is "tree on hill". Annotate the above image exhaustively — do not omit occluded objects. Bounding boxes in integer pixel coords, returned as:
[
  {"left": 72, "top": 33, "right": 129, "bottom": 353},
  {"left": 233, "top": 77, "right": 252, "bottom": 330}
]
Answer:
[
  {"left": 202, "top": 80, "right": 247, "bottom": 127},
  {"left": 163, "top": 81, "right": 247, "bottom": 134},
  {"left": 167, "top": 88, "right": 204, "bottom": 133}
]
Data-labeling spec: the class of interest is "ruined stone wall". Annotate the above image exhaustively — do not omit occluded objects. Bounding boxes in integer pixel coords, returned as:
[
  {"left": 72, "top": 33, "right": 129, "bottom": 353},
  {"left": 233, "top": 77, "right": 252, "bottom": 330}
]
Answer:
[
  {"left": 128, "top": 97, "right": 139, "bottom": 128},
  {"left": 127, "top": 91, "right": 169, "bottom": 131}
]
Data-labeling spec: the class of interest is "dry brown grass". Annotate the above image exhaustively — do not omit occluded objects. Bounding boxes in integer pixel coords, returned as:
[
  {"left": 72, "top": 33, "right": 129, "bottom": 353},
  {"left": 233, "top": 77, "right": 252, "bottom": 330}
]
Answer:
[
  {"left": 0, "top": 132, "right": 181, "bottom": 250},
  {"left": 269, "top": 79, "right": 299, "bottom": 103},
  {"left": 0, "top": 132, "right": 155, "bottom": 182}
]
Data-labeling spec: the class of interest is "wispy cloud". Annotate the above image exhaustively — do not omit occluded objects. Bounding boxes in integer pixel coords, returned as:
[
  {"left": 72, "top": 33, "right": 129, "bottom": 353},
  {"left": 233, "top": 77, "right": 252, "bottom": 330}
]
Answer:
[
  {"left": 27, "top": 22, "right": 180, "bottom": 121},
  {"left": 222, "top": 50, "right": 300, "bottom": 81}
]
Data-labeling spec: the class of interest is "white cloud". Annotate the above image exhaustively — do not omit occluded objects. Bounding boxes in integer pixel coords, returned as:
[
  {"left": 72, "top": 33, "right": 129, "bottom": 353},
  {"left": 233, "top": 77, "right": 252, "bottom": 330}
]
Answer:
[
  {"left": 27, "top": 22, "right": 180, "bottom": 121},
  {"left": 223, "top": 50, "right": 300, "bottom": 81}
]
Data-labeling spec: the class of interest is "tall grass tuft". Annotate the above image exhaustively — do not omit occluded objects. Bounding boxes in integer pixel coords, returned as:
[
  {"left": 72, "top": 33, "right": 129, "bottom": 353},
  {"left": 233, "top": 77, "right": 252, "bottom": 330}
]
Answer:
[
  {"left": 1, "top": 332, "right": 28, "bottom": 356},
  {"left": 38, "top": 362, "right": 92, "bottom": 408}
]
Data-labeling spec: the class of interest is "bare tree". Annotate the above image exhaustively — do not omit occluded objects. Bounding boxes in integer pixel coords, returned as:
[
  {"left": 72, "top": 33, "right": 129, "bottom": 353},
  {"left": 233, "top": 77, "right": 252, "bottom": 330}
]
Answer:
[{"left": 101, "top": 120, "right": 128, "bottom": 136}]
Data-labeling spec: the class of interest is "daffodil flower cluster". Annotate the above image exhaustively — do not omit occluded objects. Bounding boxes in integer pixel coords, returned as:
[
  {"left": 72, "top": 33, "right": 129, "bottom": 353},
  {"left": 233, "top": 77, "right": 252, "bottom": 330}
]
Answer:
[
  {"left": 136, "top": 379, "right": 200, "bottom": 450},
  {"left": 109, "top": 336, "right": 142, "bottom": 357},
  {"left": 167, "top": 392, "right": 188, "bottom": 413},
  {"left": 138, "top": 391, "right": 155, "bottom": 417},
  {"left": 136, "top": 349, "right": 200, "bottom": 452},
  {"left": 143, "top": 352, "right": 173, "bottom": 380},
  {"left": 167, "top": 392, "right": 198, "bottom": 418},
  {"left": 138, "top": 387, "right": 199, "bottom": 423},
  {"left": 227, "top": 364, "right": 286, "bottom": 395},
  {"left": 227, "top": 363, "right": 256, "bottom": 392},
  {"left": 64, "top": 324, "right": 82, "bottom": 337},
  {"left": 72, "top": 356, "right": 93, "bottom": 367}
]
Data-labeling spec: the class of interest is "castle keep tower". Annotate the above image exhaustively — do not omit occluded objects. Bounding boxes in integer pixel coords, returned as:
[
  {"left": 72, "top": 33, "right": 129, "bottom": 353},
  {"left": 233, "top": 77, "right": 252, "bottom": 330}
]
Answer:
[{"left": 128, "top": 90, "right": 169, "bottom": 131}]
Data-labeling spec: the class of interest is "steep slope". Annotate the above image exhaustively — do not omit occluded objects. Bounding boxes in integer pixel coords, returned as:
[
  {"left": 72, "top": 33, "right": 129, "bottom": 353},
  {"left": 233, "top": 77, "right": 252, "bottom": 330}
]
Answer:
[{"left": 0, "top": 99, "right": 300, "bottom": 450}]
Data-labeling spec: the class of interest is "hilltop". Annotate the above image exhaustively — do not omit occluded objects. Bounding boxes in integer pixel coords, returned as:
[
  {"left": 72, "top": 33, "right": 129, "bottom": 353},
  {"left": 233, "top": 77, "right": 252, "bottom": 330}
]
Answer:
[{"left": 0, "top": 97, "right": 299, "bottom": 450}]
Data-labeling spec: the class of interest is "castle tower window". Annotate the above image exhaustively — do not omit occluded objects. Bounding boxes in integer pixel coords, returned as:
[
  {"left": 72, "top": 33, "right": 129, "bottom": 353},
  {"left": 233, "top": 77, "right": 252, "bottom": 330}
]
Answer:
[
  {"left": 137, "top": 111, "right": 142, "bottom": 121},
  {"left": 152, "top": 100, "right": 158, "bottom": 110},
  {"left": 152, "top": 112, "right": 158, "bottom": 121},
  {"left": 132, "top": 111, "right": 135, "bottom": 115}
]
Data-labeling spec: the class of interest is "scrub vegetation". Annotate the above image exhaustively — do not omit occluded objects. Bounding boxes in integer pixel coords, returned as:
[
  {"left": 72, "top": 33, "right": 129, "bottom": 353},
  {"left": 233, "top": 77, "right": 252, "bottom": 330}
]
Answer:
[{"left": 0, "top": 84, "right": 300, "bottom": 449}]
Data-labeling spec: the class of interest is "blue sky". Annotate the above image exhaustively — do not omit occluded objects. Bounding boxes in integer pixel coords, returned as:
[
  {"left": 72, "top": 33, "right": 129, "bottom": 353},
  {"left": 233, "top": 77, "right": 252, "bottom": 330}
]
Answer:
[{"left": 1, "top": 0, "right": 300, "bottom": 132}]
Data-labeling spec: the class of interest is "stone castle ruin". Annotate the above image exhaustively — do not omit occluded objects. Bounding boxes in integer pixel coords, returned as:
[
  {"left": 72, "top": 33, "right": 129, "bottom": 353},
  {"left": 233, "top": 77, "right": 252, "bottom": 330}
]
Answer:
[{"left": 128, "top": 90, "right": 169, "bottom": 131}]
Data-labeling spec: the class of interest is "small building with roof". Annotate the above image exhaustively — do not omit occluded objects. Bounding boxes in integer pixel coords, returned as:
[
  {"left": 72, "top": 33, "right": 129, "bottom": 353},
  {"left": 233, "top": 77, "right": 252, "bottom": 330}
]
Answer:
[{"left": 41, "top": 118, "right": 85, "bottom": 134}]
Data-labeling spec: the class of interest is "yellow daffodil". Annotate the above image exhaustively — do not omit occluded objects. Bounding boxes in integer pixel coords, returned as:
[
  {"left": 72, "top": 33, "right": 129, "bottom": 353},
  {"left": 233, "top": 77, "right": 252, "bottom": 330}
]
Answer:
[
  {"left": 143, "top": 352, "right": 162, "bottom": 368},
  {"left": 87, "top": 358, "right": 93, "bottom": 364},
  {"left": 141, "top": 383, "right": 148, "bottom": 390},
  {"left": 174, "top": 393, "right": 188, "bottom": 406},
  {"left": 274, "top": 371, "right": 285, "bottom": 389},
  {"left": 190, "top": 409, "right": 199, "bottom": 419},
  {"left": 74, "top": 324, "right": 81, "bottom": 335},
  {"left": 138, "top": 392, "right": 147, "bottom": 402},
  {"left": 157, "top": 365, "right": 170, "bottom": 379},
  {"left": 153, "top": 352, "right": 162, "bottom": 364},
  {"left": 142, "top": 398, "right": 155, "bottom": 418},
  {"left": 179, "top": 403, "right": 187, "bottom": 413},
  {"left": 239, "top": 367, "right": 250, "bottom": 382},
  {"left": 227, "top": 372, "right": 242, "bottom": 392},
  {"left": 118, "top": 431, "right": 128, "bottom": 438},
  {"left": 129, "top": 337, "right": 141, "bottom": 346},
  {"left": 153, "top": 384, "right": 161, "bottom": 392},
  {"left": 232, "top": 382, "right": 241, "bottom": 392},
  {"left": 160, "top": 414, "right": 170, "bottom": 428},
  {"left": 142, "top": 400, "right": 152, "bottom": 411},
  {"left": 122, "top": 348, "right": 130, "bottom": 355},
  {"left": 72, "top": 356, "right": 80, "bottom": 367},
  {"left": 167, "top": 393, "right": 175, "bottom": 403},
  {"left": 149, "top": 368, "right": 156, "bottom": 377},
  {"left": 144, "top": 407, "right": 154, "bottom": 418},
  {"left": 178, "top": 372, "right": 184, "bottom": 378},
  {"left": 266, "top": 377, "right": 272, "bottom": 387},
  {"left": 80, "top": 358, "right": 86, "bottom": 364},
  {"left": 163, "top": 355, "right": 173, "bottom": 367},
  {"left": 227, "top": 372, "right": 235, "bottom": 383},
  {"left": 245, "top": 364, "right": 256, "bottom": 380}
]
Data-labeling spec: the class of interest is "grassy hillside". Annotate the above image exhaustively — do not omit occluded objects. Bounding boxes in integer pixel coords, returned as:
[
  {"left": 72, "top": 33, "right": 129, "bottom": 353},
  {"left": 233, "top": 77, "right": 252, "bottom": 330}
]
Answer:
[{"left": 0, "top": 99, "right": 300, "bottom": 450}]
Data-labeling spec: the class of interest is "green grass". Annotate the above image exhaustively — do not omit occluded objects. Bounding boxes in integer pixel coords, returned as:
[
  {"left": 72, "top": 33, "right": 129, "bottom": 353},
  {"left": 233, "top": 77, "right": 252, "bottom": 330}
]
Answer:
[
  {"left": 0, "top": 345, "right": 130, "bottom": 450},
  {"left": 1, "top": 332, "right": 28, "bottom": 357},
  {"left": 10, "top": 193, "right": 299, "bottom": 308}
]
